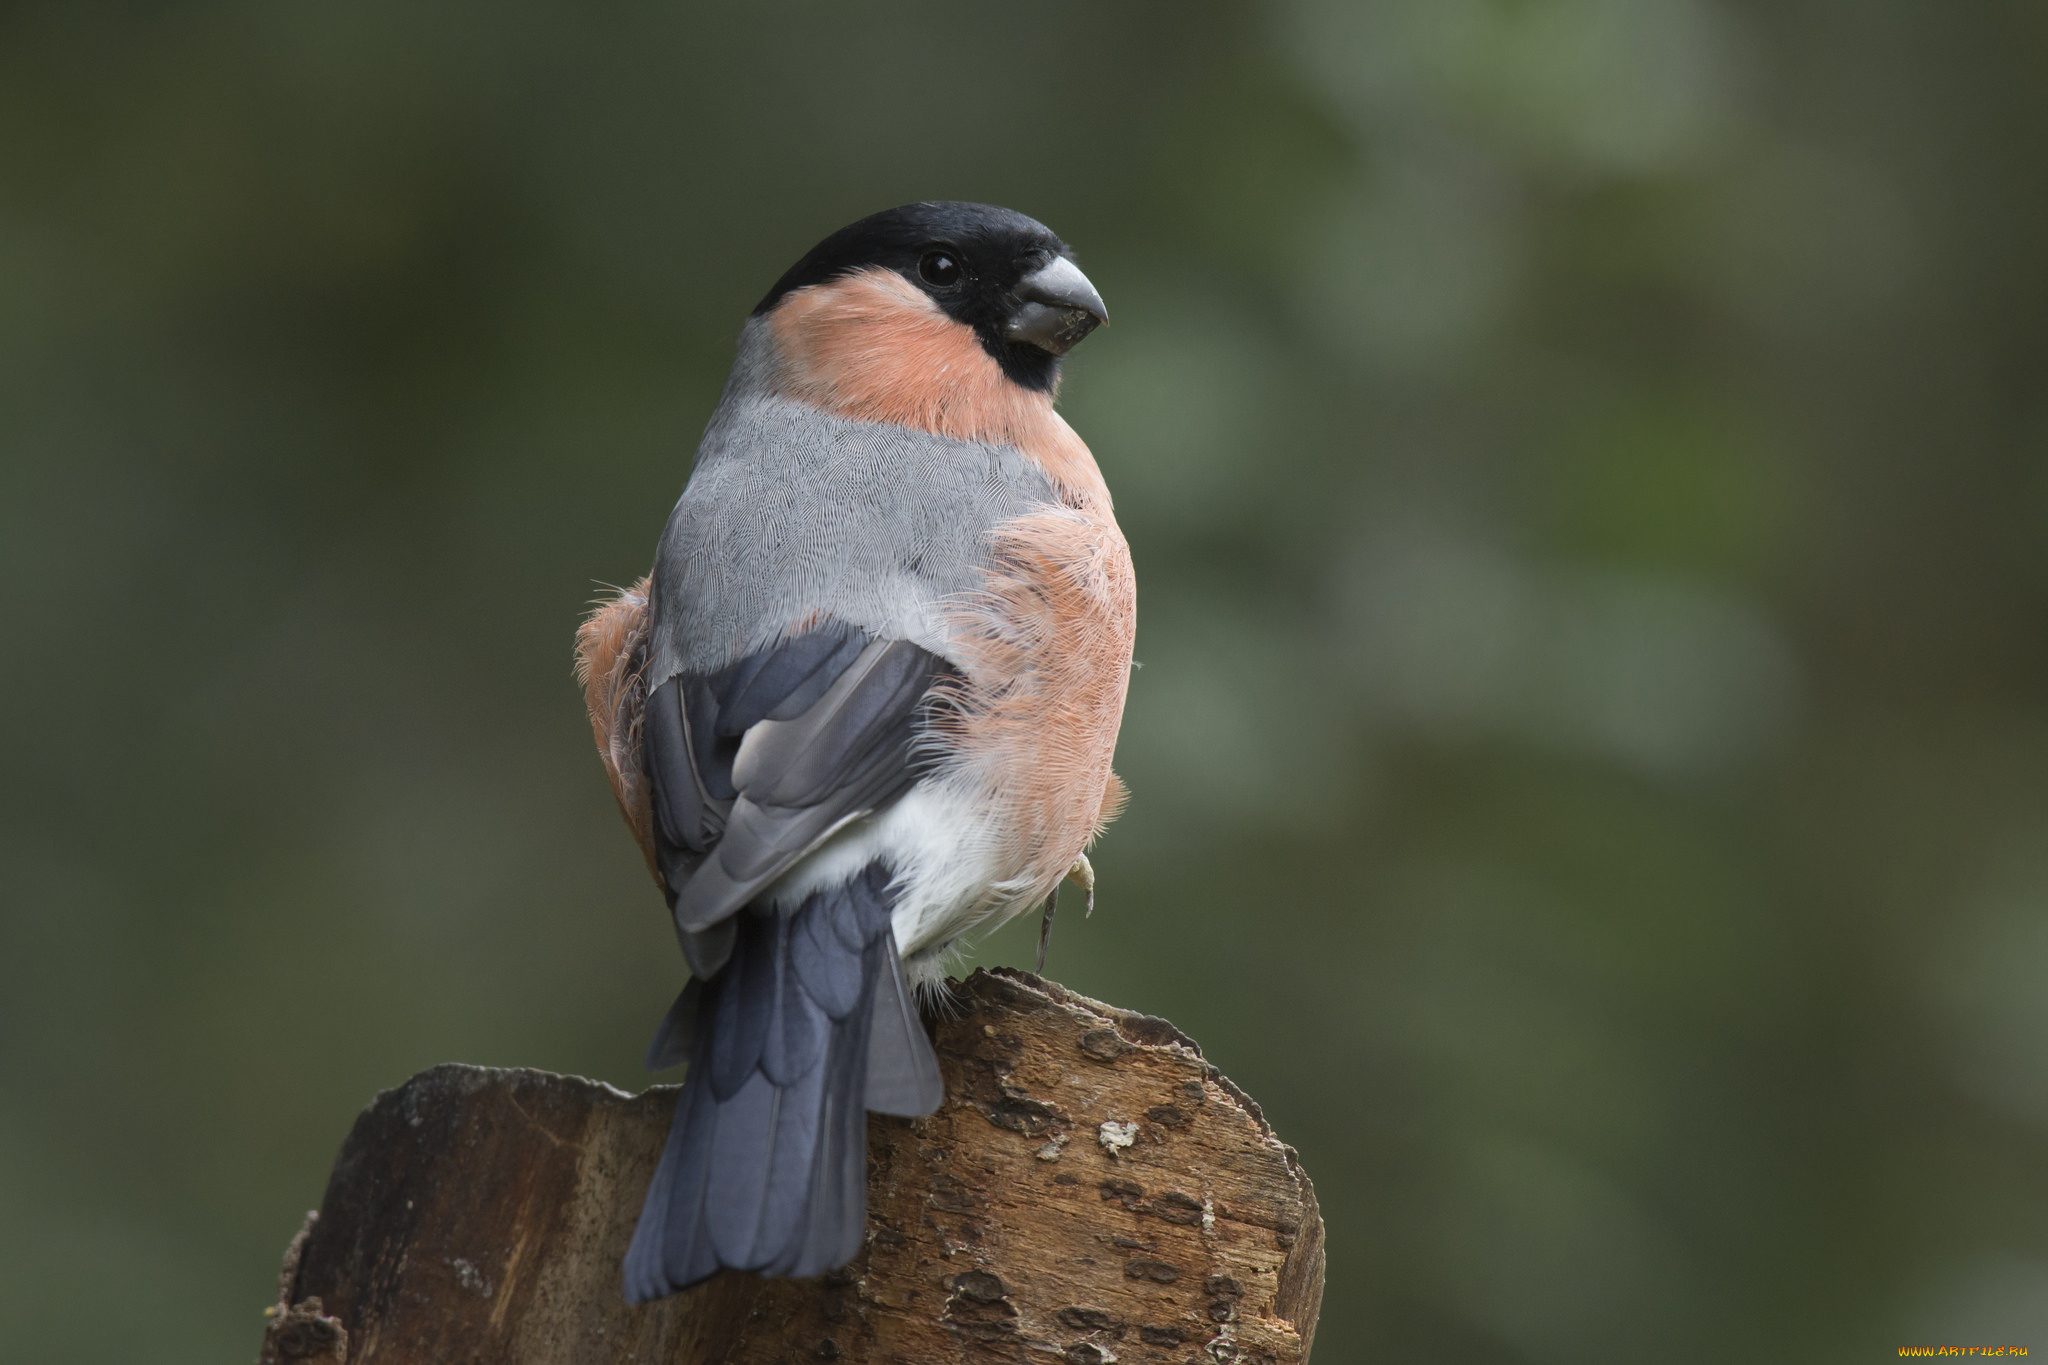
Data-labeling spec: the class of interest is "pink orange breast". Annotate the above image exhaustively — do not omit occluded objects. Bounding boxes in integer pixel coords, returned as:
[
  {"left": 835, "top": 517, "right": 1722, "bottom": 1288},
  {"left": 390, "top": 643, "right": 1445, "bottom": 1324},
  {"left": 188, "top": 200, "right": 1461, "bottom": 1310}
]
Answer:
[{"left": 766, "top": 267, "right": 1112, "bottom": 508}]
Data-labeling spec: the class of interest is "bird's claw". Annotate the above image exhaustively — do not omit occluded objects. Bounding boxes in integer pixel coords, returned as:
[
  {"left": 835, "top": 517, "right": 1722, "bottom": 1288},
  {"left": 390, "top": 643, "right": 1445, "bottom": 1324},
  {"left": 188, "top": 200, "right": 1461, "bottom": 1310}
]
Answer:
[
  {"left": 1037, "top": 855, "right": 1099, "bottom": 974},
  {"left": 1037, "top": 854, "right": 1100, "bottom": 974}
]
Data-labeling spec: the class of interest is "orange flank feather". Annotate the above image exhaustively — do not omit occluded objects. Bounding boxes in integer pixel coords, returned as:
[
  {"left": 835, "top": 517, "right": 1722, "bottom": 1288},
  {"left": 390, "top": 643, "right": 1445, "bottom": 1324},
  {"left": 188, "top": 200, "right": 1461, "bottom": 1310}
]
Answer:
[
  {"left": 574, "top": 576, "right": 659, "bottom": 884},
  {"left": 939, "top": 505, "right": 1138, "bottom": 901}
]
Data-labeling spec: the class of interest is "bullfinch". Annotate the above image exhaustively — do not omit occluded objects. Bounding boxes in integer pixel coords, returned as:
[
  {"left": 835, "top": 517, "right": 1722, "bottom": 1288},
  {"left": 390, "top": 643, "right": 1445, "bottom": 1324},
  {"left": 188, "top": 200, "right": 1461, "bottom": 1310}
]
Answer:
[{"left": 573, "top": 202, "right": 1133, "bottom": 1301}]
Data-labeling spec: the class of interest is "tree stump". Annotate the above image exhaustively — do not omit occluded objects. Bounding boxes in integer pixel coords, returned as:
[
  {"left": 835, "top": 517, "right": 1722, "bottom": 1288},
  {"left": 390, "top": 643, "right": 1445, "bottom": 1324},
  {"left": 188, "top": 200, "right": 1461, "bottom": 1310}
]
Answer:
[{"left": 259, "top": 968, "right": 1324, "bottom": 1363}]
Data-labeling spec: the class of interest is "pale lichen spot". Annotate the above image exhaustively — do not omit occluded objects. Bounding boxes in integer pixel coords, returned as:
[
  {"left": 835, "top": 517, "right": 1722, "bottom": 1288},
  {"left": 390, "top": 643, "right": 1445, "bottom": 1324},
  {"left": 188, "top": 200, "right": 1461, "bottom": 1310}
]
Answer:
[{"left": 1097, "top": 1119, "right": 1137, "bottom": 1156}]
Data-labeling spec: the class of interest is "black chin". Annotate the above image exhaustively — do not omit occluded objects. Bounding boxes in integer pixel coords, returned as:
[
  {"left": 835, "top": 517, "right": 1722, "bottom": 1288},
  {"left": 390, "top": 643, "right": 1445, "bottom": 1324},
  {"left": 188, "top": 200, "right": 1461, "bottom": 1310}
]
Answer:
[{"left": 977, "top": 332, "right": 1063, "bottom": 392}]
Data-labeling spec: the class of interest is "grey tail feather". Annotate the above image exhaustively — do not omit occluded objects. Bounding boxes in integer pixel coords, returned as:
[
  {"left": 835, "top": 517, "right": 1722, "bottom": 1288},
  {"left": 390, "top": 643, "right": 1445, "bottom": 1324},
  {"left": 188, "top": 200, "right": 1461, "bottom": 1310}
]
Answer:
[
  {"left": 621, "top": 862, "right": 941, "bottom": 1303},
  {"left": 643, "top": 978, "right": 701, "bottom": 1071}
]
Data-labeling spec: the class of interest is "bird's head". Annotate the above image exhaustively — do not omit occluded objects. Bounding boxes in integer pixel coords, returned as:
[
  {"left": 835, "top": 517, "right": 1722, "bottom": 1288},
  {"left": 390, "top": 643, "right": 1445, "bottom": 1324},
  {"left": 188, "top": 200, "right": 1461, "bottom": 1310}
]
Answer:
[{"left": 754, "top": 202, "right": 1107, "bottom": 397}]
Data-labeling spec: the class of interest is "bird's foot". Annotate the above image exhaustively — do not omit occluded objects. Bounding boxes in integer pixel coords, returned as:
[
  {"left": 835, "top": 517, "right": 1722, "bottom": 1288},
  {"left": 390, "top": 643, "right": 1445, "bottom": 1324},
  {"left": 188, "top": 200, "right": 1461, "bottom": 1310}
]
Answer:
[
  {"left": 1066, "top": 852, "right": 1096, "bottom": 918},
  {"left": 1037, "top": 854, "right": 1099, "bottom": 974}
]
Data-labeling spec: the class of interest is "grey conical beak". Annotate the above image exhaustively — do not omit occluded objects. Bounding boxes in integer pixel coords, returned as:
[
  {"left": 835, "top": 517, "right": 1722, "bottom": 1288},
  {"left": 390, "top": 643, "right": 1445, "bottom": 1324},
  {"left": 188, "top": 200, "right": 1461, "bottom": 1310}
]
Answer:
[{"left": 1006, "top": 256, "right": 1108, "bottom": 355}]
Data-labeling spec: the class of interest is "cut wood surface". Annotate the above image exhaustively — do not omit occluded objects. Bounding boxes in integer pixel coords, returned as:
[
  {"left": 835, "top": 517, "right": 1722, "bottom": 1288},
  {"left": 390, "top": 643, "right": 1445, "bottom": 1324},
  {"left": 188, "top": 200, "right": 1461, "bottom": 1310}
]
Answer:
[{"left": 260, "top": 968, "right": 1323, "bottom": 1364}]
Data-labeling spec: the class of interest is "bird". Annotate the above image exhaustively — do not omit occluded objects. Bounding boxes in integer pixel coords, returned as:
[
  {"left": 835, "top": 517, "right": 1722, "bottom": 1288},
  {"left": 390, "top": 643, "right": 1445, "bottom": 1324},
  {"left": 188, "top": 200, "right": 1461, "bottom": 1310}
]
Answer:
[{"left": 572, "top": 202, "right": 1135, "bottom": 1302}]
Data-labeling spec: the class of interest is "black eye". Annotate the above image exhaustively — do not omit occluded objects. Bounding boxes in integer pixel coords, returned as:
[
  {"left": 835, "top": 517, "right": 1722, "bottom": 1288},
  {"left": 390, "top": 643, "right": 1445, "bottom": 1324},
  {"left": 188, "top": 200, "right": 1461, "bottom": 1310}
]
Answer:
[{"left": 918, "top": 250, "right": 962, "bottom": 287}]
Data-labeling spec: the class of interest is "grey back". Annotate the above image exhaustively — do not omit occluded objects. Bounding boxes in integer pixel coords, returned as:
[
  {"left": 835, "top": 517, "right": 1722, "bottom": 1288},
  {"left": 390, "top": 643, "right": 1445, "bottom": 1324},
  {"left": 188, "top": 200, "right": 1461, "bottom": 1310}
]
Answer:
[{"left": 646, "top": 319, "right": 1059, "bottom": 687}]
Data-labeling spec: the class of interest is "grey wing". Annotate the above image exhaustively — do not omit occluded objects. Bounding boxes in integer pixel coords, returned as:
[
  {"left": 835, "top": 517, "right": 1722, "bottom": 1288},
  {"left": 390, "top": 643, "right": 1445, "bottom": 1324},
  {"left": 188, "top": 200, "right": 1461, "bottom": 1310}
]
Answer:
[{"left": 641, "top": 620, "right": 954, "bottom": 978}]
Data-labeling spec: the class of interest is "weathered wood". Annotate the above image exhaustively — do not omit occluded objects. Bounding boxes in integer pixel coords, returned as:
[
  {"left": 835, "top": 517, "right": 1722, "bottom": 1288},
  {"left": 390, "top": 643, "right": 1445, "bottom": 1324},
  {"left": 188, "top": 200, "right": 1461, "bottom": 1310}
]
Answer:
[{"left": 261, "top": 968, "right": 1323, "bottom": 1364}]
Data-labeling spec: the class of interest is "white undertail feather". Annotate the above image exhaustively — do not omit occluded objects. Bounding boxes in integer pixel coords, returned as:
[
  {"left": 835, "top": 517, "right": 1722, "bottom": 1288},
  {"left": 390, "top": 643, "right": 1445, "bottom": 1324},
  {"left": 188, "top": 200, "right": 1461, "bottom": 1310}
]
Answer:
[{"left": 759, "top": 772, "right": 1055, "bottom": 992}]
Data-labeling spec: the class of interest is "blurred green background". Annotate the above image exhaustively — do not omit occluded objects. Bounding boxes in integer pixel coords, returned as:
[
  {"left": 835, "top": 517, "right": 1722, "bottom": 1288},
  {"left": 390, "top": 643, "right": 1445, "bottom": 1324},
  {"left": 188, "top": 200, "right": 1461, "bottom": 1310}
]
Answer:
[{"left": 4, "top": 1, "right": 2046, "bottom": 1360}]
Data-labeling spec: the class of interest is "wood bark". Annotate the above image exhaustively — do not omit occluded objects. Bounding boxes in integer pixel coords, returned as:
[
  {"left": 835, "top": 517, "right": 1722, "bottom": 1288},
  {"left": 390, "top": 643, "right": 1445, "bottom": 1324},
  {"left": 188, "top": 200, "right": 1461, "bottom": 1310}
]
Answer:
[{"left": 259, "top": 968, "right": 1323, "bottom": 1364}]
